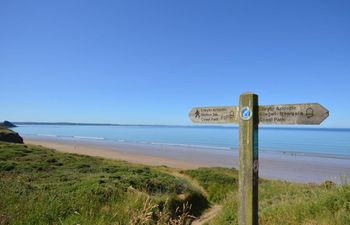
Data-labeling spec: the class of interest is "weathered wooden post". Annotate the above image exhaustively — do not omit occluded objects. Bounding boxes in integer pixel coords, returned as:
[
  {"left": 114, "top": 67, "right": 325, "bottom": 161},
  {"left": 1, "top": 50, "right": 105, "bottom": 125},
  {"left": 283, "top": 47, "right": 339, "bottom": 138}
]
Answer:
[
  {"left": 238, "top": 93, "right": 258, "bottom": 225},
  {"left": 188, "top": 92, "right": 329, "bottom": 225}
]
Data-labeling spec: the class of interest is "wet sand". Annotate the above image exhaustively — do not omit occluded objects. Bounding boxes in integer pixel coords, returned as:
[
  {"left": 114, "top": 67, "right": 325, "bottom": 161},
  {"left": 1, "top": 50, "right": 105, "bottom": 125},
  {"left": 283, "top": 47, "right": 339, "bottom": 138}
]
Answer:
[{"left": 25, "top": 136, "right": 350, "bottom": 184}]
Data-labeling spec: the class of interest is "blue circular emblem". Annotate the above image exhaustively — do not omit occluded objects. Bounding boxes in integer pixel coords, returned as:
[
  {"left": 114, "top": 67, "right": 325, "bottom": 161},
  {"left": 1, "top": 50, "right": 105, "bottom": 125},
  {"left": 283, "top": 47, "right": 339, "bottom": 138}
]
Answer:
[{"left": 240, "top": 107, "right": 252, "bottom": 120}]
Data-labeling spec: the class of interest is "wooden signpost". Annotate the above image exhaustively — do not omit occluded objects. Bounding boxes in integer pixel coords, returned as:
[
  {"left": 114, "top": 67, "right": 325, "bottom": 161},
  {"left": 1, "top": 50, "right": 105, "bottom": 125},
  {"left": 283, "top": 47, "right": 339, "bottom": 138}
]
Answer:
[{"left": 189, "top": 92, "right": 329, "bottom": 225}]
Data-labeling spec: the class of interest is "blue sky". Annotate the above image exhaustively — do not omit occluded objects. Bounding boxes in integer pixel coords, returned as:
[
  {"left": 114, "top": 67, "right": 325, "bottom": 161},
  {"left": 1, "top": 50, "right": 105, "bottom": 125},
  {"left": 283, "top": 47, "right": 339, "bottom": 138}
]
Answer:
[{"left": 1, "top": 0, "right": 349, "bottom": 127}]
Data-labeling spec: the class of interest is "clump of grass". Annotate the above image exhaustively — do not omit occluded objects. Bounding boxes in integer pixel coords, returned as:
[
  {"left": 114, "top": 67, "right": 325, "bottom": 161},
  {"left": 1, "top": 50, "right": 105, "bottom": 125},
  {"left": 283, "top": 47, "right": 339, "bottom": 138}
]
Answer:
[
  {"left": 183, "top": 167, "right": 238, "bottom": 203},
  {"left": 129, "top": 196, "right": 195, "bottom": 225}
]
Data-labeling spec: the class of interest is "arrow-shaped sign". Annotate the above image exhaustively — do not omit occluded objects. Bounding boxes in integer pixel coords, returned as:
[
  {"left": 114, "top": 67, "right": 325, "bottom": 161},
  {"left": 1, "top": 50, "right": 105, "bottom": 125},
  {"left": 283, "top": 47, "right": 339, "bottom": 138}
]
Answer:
[
  {"left": 189, "top": 106, "right": 239, "bottom": 124},
  {"left": 259, "top": 103, "right": 329, "bottom": 125}
]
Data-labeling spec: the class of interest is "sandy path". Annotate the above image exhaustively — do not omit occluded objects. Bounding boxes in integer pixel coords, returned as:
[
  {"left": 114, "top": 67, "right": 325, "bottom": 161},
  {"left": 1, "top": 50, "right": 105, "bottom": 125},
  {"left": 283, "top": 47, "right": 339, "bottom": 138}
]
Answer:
[{"left": 192, "top": 205, "right": 222, "bottom": 225}]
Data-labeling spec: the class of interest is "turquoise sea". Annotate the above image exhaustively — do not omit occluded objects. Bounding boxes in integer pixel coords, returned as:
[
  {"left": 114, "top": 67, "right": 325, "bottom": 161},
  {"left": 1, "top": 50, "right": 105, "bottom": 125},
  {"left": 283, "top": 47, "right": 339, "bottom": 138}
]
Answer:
[{"left": 12, "top": 125, "right": 350, "bottom": 158}]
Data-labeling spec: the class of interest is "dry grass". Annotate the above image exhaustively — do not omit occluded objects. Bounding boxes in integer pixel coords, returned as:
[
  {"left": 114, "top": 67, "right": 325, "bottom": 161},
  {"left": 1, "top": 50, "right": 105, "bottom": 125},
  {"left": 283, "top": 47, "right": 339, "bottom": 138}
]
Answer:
[{"left": 128, "top": 196, "right": 195, "bottom": 225}]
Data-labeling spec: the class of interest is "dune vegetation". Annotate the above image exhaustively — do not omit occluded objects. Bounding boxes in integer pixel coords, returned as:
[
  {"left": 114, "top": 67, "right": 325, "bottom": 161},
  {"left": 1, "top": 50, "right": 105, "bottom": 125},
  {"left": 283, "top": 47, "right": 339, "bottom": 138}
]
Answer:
[
  {"left": 184, "top": 168, "right": 350, "bottom": 225},
  {"left": 0, "top": 141, "right": 208, "bottom": 225},
  {"left": 0, "top": 139, "right": 349, "bottom": 225}
]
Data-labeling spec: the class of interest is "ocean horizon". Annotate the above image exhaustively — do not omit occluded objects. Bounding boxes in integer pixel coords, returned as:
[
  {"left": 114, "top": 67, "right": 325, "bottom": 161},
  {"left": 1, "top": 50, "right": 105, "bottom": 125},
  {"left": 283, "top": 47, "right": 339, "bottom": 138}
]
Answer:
[{"left": 12, "top": 124, "right": 350, "bottom": 159}]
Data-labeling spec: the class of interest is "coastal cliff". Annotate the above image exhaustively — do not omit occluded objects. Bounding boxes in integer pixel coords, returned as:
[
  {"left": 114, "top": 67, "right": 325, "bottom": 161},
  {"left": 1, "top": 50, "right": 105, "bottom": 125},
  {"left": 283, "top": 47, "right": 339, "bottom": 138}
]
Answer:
[
  {"left": 0, "top": 121, "right": 23, "bottom": 144},
  {"left": 1, "top": 120, "right": 17, "bottom": 128}
]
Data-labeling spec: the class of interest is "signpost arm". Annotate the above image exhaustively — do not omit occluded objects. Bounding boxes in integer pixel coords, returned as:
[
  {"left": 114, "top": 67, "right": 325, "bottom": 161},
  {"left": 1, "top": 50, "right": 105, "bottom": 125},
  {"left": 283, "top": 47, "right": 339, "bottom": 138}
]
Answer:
[{"left": 239, "top": 92, "right": 259, "bottom": 225}]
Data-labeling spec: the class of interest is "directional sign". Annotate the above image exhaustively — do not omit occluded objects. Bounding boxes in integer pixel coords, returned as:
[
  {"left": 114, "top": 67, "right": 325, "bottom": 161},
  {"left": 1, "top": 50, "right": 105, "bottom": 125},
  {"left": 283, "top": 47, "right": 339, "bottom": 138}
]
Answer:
[
  {"left": 189, "top": 106, "right": 239, "bottom": 124},
  {"left": 189, "top": 103, "right": 329, "bottom": 125},
  {"left": 189, "top": 93, "right": 330, "bottom": 225},
  {"left": 259, "top": 103, "right": 329, "bottom": 125}
]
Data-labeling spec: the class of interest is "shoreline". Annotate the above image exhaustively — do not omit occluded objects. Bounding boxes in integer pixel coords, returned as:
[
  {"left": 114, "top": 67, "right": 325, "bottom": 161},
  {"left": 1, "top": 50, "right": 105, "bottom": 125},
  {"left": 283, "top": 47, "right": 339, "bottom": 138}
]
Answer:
[
  {"left": 25, "top": 138, "right": 207, "bottom": 170},
  {"left": 21, "top": 133, "right": 350, "bottom": 160},
  {"left": 24, "top": 136, "right": 350, "bottom": 184}
]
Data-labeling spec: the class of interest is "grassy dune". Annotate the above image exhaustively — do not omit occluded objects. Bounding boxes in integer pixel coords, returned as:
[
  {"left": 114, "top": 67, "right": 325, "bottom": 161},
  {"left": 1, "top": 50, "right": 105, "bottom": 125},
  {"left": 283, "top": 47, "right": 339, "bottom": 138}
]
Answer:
[
  {"left": 184, "top": 168, "right": 350, "bottom": 225},
  {"left": 0, "top": 141, "right": 349, "bottom": 225},
  {"left": 0, "top": 142, "right": 207, "bottom": 225}
]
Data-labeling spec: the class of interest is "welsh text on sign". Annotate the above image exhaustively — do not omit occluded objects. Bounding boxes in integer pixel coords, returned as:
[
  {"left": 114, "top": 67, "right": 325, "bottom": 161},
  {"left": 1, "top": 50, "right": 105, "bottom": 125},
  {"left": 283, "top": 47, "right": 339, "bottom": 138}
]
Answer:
[
  {"left": 259, "top": 103, "right": 329, "bottom": 125},
  {"left": 189, "top": 106, "right": 239, "bottom": 124}
]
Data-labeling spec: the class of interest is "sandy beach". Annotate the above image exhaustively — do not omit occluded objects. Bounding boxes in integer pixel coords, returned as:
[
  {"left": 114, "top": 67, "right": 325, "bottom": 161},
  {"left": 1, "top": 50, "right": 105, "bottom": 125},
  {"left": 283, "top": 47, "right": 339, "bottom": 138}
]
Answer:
[{"left": 25, "top": 136, "right": 350, "bottom": 184}]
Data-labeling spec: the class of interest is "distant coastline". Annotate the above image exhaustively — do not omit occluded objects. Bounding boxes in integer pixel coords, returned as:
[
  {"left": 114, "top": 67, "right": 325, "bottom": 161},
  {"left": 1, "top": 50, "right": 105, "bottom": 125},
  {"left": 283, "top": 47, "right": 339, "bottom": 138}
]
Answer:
[{"left": 13, "top": 122, "right": 350, "bottom": 131}]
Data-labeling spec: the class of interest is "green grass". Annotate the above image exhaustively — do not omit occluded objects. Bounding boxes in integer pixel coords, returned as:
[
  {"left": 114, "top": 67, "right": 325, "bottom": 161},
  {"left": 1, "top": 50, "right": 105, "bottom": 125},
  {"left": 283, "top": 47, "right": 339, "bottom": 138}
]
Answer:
[
  {"left": 0, "top": 141, "right": 349, "bottom": 225},
  {"left": 183, "top": 167, "right": 238, "bottom": 203},
  {"left": 0, "top": 126, "right": 14, "bottom": 134},
  {"left": 185, "top": 168, "right": 350, "bottom": 225},
  {"left": 0, "top": 142, "right": 207, "bottom": 225}
]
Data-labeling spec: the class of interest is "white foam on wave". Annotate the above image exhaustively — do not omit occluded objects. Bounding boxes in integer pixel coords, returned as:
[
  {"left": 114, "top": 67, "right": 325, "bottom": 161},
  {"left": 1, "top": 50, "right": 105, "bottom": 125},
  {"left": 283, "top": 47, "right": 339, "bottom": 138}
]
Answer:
[
  {"left": 73, "top": 136, "right": 105, "bottom": 140},
  {"left": 149, "top": 142, "right": 232, "bottom": 150},
  {"left": 37, "top": 134, "right": 57, "bottom": 137}
]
